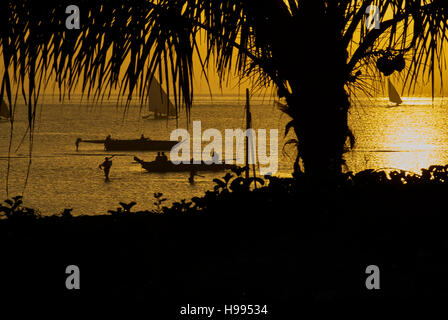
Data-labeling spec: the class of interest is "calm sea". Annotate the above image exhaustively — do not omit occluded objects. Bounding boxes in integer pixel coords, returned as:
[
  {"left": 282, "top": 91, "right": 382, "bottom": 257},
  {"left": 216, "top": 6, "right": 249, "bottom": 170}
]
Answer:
[{"left": 0, "top": 94, "right": 447, "bottom": 215}]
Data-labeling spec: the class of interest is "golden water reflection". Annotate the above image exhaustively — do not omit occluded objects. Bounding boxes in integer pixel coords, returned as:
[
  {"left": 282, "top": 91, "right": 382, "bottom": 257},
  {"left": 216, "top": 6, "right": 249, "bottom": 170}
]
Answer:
[{"left": 345, "top": 97, "right": 448, "bottom": 173}]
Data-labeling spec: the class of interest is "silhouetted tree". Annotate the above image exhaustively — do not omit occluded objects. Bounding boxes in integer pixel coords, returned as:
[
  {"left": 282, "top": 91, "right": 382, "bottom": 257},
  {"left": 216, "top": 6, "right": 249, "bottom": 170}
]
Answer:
[{"left": 1, "top": 1, "right": 447, "bottom": 179}]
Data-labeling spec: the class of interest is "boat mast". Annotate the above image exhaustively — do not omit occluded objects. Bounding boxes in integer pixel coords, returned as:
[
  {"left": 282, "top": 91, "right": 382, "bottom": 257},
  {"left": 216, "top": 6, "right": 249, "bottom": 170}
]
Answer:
[
  {"left": 245, "top": 88, "right": 257, "bottom": 187},
  {"left": 245, "top": 89, "right": 251, "bottom": 179}
]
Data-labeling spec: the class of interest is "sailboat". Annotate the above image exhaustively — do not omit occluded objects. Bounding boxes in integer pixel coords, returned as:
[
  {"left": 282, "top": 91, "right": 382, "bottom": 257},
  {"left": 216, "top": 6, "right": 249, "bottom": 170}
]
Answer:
[
  {"left": 75, "top": 135, "right": 178, "bottom": 151},
  {"left": 0, "top": 98, "right": 10, "bottom": 122},
  {"left": 388, "top": 79, "right": 402, "bottom": 106},
  {"left": 142, "top": 78, "right": 177, "bottom": 120}
]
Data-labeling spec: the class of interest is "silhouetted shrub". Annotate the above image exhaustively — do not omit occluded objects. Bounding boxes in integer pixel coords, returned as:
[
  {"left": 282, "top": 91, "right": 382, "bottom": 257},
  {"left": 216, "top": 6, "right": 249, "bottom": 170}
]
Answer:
[
  {"left": 0, "top": 196, "right": 40, "bottom": 221},
  {"left": 108, "top": 201, "right": 137, "bottom": 216}
]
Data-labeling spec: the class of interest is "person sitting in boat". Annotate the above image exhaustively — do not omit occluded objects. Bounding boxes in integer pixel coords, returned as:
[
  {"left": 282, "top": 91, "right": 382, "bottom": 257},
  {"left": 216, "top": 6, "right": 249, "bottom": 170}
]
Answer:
[
  {"left": 160, "top": 152, "right": 168, "bottom": 162},
  {"left": 155, "top": 152, "right": 162, "bottom": 162}
]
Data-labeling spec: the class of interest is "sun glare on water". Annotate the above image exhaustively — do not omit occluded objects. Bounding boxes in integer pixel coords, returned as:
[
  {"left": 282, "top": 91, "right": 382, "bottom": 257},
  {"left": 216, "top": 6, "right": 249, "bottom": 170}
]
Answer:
[{"left": 347, "top": 97, "right": 448, "bottom": 173}]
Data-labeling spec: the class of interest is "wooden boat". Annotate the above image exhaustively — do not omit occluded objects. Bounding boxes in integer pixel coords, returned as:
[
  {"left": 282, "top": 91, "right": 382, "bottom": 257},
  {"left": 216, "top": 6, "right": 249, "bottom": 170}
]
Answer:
[
  {"left": 104, "top": 138, "right": 178, "bottom": 151},
  {"left": 75, "top": 136, "right": 178, "bottom": 151},
  {"left": 134, "top": 156, "right": 237, "bottom": 173}
]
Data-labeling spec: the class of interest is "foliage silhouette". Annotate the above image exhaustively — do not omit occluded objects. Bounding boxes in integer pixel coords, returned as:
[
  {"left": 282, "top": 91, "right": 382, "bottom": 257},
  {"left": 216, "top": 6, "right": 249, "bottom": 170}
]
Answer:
[
  {"left": 1, "top": 164, "right": 448, "bottom": 309},
  {"left": 107, "top": 201, "right": 137, "bottom": 216},
  {"left": 0, "top": 195, "right": 40, "bottom": 220},
  {"left": 3, "top": 163, "right": 448, "bottom": 219},
  {"left": 60, "top": 208, "right": 73, "bottom": 218},
  {"left": 153, "top": 192, "right": 167, "bottom": 213}
]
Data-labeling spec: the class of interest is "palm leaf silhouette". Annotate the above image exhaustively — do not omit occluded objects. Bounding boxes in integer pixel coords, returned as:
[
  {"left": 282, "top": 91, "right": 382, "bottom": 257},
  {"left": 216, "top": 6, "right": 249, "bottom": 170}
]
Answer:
[{"left": 1, "top": 1, "right": 447, "bottom": 176}]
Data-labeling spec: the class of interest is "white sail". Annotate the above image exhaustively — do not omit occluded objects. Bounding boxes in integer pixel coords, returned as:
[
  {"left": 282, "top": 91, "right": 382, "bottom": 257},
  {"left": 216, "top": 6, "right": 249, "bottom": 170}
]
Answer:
[
  {"left": 0, "top": 98, "right": 10, "bottom": 119},
  {"left": 147, "top": 78, "right": 176, "bottom": 117},
  {"left": 388, "top": 79, "right": 402, "bottom": 105}
]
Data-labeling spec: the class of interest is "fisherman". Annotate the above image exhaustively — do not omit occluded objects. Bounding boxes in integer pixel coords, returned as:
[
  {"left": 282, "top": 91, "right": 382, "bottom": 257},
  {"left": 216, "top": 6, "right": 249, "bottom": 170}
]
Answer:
[
  {"left": 188, "top": 170, "right": 197, "bottom": 184},
  {"left": 161, "top": 152, "right": 168, "bottom": 162},
  {"left": 99, "top": 156, "right": 113, "bottom": 180},
  {"left": 188, "top": 169, "right": 203, "bottom": 184},
  {"left": 155, "top": 152, "right": 162, "bottom": 161}
]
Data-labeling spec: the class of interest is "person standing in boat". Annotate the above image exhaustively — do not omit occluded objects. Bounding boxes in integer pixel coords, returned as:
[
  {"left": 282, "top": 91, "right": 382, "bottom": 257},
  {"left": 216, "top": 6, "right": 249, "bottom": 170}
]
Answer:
[{"left": 99, "top": 156, "right": 113, "bottom": 181}]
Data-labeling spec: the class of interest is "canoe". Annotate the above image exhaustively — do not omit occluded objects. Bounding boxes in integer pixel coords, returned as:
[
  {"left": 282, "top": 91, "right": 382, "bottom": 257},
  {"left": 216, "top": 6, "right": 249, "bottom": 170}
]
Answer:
[
  {"left": 105, "top": 139, "right": 177, "bottom": 151},
  {"left": 134, "top": 156, "right": 237, "bottom": 173},
  {"left": 76, "top": 137, "right": 178, "bottom": 151}
]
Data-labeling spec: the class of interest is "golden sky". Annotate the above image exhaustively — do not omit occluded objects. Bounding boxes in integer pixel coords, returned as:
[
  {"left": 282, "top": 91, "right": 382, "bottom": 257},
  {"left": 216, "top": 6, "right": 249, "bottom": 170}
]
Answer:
[{"left": 2, "top": 1, "right": 448, "bottom": 99}]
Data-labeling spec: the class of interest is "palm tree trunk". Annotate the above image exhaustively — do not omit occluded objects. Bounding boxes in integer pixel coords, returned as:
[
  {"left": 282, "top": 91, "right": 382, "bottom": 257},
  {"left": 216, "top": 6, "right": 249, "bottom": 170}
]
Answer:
[{"left": 289, "top": 87, "right": 350, "bottom": 180}]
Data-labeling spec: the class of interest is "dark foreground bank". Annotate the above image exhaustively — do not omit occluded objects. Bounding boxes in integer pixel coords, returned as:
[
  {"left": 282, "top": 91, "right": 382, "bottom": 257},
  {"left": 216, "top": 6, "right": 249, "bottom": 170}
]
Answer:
[{"left": 1, "top": 167, "right": 448, "bottom": 316}]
